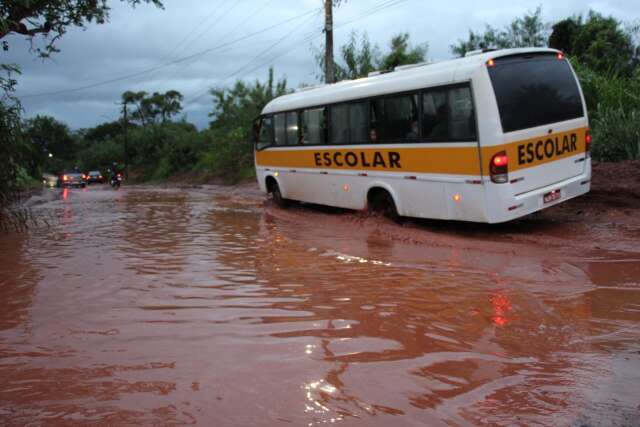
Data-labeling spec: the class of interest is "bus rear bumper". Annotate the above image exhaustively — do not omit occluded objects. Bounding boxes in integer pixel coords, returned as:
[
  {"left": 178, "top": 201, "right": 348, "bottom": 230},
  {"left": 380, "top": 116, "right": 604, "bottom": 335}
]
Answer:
[{"left": 489, "top": 171, "right": 591, "bottom": 223}]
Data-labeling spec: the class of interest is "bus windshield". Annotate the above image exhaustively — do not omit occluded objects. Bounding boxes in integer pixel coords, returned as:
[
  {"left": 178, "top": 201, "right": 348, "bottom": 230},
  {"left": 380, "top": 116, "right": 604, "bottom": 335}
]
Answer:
[{"left": 488, "top": 54, "right": 584, "bottom": 133}]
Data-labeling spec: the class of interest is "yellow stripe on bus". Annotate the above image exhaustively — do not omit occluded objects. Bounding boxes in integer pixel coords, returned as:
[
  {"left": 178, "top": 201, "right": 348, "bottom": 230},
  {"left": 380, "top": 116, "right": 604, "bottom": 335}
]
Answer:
[
  {"left": 256, "top": 128, "right": 587, "bottom": 176},
  {"left": 495, "top": 127, "right": 588, "bottom": 172}
]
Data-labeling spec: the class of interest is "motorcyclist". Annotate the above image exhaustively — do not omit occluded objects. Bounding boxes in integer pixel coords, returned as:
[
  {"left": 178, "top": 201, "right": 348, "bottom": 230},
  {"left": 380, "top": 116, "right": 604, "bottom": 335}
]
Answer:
[
  {"left": 108, "top": 162, "right": 122, "bottom": 188},
  {"left": 109, "top": 162, "right": 119, "bottom": 179}
]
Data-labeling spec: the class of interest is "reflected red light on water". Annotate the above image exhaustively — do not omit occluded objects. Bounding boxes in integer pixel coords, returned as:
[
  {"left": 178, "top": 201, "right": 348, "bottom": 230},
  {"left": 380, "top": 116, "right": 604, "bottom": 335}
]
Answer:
[
  {"left": 493, "top": 315, "right": 508, "bottom": 326},
  {"left": 63, "top": 188, "right": 69, "bottom": 200},
  {"left": 491, "top": 293, "right": 512, "bottom": 327}
]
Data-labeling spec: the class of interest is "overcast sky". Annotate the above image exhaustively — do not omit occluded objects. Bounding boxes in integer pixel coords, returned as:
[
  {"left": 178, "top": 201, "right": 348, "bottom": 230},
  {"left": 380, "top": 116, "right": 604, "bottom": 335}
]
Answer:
[{"left": 3, "top": 0, "right": 638, "bottom": 130}]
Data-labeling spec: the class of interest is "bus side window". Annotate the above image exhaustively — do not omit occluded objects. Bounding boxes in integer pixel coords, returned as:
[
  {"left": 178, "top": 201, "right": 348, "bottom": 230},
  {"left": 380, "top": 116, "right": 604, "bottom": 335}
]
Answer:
[
  {"left": 330, "top": 104, "right": 350, "bottom": 145},
  {"left": 274, "top": 113, "right": 286, "bottom": 146},
  {"left": 448, "top": 86, "right": 476, "bottom": 141},
  {"left": 257, "top": 116, "right": 274, "bottom": 150},
  {"left": 286, "top": 111, "right": 299, "bottom": 146},
  {"left": 372, "top": 94, "right": 418, "bottom": 142},
  {"left": 301, "top": 108, "right": 326, "bottom": 145},
  {"left": 350, "top": 102, "right": 368, "bottom": 144},
  {"left": 422, "top": 90, "right": 449, "bottom": 142}
]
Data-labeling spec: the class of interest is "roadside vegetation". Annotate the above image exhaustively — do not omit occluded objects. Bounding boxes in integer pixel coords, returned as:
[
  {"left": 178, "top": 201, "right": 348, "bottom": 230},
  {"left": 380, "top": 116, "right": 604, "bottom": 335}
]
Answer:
[{"left": 1, "top": 5, "right": 639, "bottom": 202}]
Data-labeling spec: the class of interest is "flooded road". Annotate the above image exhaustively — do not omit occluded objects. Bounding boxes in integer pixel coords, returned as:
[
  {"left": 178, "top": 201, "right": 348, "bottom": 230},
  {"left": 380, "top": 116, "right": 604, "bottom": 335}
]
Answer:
[{"left": 1, "top": 184, "right": 639, "bottom": 426}]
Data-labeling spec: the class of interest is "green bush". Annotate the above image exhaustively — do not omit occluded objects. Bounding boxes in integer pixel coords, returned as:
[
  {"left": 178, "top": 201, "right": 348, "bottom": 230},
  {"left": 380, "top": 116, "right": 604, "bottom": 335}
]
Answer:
[
  {"left": 149, "top": 132, "right": 204, "bottom": 180},
  {"left": 574, "top": 61, "right": 640, "bottom": 120},
  {"left": 573, "top": 61, "right": 640, "bottom": 161},
  {"left": 120, "top": 121, "right": 200, "bottom": 179},
  {"left": 592, "top": 108, "right": 640, "bottom": 161},
  {"left": 15, "top": 166, "right": 40, "bottom": 190},
  {"left": 195, "top": 128, "right": 254, "bottom": 182},
  {"left": 77, "top": 139, "right": 124, "bottom": 171}
]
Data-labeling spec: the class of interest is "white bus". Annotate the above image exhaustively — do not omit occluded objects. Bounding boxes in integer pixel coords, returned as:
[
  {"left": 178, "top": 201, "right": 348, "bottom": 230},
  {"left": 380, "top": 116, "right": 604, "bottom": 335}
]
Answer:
[{"left": 252, "top": 48, "right": 591, "bottom": 223}]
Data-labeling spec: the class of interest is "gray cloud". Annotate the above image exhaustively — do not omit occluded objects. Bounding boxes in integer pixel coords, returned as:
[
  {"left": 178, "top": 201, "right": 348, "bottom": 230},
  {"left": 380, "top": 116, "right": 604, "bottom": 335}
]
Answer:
[{"left": 4, "top": 0, "right": 639, "bottom": 130}]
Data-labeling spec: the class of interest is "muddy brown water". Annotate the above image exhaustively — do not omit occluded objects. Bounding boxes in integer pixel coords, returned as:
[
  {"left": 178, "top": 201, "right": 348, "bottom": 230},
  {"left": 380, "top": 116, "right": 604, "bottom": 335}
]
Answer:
[{"left": 1, "top": 185, "right": 639, "bottom": 426}]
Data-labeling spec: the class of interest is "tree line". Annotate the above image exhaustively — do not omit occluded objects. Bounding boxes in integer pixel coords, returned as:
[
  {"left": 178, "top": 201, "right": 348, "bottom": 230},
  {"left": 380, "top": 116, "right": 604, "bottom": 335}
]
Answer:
[{"left": 1, "top": 4, "right": 639, "bottom": 201}]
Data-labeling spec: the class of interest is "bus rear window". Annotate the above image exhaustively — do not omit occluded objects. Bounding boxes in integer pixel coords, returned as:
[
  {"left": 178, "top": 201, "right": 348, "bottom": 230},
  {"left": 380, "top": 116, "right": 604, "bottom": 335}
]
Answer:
[{"left": 488, "top": 55, "right": 584, "bottom": 133}]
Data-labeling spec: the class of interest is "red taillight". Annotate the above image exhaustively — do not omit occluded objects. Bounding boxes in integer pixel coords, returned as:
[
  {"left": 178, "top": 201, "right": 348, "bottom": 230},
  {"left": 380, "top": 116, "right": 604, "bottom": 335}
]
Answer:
[
  {"left": 585, "top": 129, "right": 592, "bottom": 156},
  {"left": 82, "top": 174, "right": 87, "bottom": 180},
  {"left": 490, "top": 151, "right": 509, "bottom": 184},
  {"left": 492, "top": 154, "right": 508, "bottom": 167},
  {"left": 63, "top": 175, "right": 69, "bottom": 181},
  {"left": 557, "top": 52, "right": 565, "bottom": 60}
]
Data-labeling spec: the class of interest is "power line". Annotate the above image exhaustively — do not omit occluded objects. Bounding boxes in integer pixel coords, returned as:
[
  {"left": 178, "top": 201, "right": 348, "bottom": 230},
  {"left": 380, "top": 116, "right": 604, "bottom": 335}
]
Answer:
[
  {"left": 224, "top": 11, "right": 322, "bottom": 84},
  {"left": 184, "top": 0, "right": 410, "bottom": 109},
  {"left": 152, "top": 0, "right": 278, "bottom": 91},
  {"left": 182, "top": 0, "right": 241, "bottom": 53},
  {"left": 19, "top": 6, "right": 322, "bottom": 99},
  {"left": 238, "top": 0, "right": 412, "bottom": 80},
  {"left": 184, "top": 10, "right": 323, "bottom": 108},
  {"left": 157, "top": 0, "right": 229, "bottom": 64},
  {"left": 337, "top": 0, "right": 409, "bottom": 27}
]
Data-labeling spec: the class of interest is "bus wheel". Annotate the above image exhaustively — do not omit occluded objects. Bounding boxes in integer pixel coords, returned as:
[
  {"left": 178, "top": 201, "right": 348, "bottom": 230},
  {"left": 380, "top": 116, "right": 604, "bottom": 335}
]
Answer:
[
  {"left": 270, "top": 181, "right": 289, "bottom": 208},
  {"left": 369, "top": 189, "right": 400, "bottom": 222}
]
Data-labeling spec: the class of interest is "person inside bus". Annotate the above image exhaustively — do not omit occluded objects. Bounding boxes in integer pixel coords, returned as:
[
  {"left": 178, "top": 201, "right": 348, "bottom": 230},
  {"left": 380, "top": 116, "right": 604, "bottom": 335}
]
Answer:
[
  {"left": 427, "top": 105, "right": 449, "bottom": 140},
  {"left": 369, "top": 128, "right": 379, "bottom": 143},
  {"left": 406, "top": 119, "right": 419, "bottom": 140}
]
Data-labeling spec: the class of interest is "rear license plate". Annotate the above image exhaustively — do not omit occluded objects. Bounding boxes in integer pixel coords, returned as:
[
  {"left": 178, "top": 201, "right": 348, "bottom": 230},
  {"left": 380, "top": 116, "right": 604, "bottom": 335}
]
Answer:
[{"left": 543, "top": 189, "right": 561, "bottom": 204}]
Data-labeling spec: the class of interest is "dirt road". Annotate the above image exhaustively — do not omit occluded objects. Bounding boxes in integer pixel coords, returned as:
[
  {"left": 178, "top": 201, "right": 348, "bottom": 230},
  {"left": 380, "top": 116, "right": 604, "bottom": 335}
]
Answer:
[{"left": 0, "top": 162, "right": 639, "bottom": 426}]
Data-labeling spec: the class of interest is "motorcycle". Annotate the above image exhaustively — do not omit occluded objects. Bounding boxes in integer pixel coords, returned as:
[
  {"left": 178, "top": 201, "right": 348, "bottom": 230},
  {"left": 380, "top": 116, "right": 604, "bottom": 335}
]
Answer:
[{"left": 110, "top": 173, "right": 123, "bottom": 189}]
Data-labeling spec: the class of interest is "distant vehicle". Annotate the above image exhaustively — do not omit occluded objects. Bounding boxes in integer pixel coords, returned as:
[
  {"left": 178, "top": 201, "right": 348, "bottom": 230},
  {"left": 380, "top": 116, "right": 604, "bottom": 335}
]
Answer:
[
  {"left": 42, "top": 173, "right": 58, "bottom": 188},
  {"left": 109, "top": 172, "right": 123, "bottom": 189},
  {"left": 58, "top": 172, "right": 87, "bottom": 188},
  {"left": 253, "top": 48, "right": 591, "bottom": 223},
  {"left": 86, "top": 170, "right": 104, "bottom": 184}
]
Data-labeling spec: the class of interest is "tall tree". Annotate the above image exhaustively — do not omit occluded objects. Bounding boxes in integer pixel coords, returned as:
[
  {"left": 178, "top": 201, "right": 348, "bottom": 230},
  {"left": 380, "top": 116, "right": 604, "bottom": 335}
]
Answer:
[
  {"left": 315, "top": 32, "right": 426, "bottom": 82},
  {"left": 158, "top": 90, "right": 183, "bottom": 122},
  {"left": 0, "top": 0, "right": 164, "bottom": 57},
  {"left": 549, "top": 11, "right": 638, "bottom": 76},
  {"left": 84, "top": 120, "right": 130, "bottom": 144},
  {"left": 124, "top": 90, "right": 183, "bottom": 125},
  {"left": 379, "top": 33, "right": 427, "bottom": 70},
  {"left": 23, "top": 115, "right": 76, "bottom": 173},
  {"left": 451, "top": 7, "right": 547, "bottom": 57},
  {"left": 209, "top": 67, "right": 288, "bottom": 134},
  {"left": 121, "top": 90, "right": 148, "bottom": 126},
  {"left": 0, "top": 64, "right": 23, "bottom": 195},
  {"left": 339, "top": 31, "right": 379, "bottom": 79}
]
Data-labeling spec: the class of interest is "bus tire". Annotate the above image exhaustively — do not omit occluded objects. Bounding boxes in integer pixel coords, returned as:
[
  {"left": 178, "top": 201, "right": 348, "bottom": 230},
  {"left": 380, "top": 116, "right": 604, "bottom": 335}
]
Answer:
[
  {"left": 268, "top": 179, "right": 289, "bottom": 208},
  {"left": 368, "top": 189, "right": 400, "bottom": 222}
]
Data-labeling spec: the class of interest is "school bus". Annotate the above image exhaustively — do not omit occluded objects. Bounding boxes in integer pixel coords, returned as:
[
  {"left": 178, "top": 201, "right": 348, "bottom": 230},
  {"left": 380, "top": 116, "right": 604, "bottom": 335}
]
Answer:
[{"left": 252, "top": 48, "right": 591, "bottom": 223}]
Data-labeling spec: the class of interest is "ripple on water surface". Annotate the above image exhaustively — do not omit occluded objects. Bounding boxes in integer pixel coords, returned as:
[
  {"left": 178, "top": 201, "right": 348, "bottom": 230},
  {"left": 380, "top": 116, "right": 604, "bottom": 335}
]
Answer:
[{"left": 0, "top": 186, "right": 639, "bottom": 426}]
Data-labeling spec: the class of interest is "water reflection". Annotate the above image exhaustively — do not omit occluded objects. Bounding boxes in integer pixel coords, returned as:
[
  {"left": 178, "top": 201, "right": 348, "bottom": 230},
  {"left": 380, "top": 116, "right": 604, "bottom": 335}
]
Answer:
[
  {"left": 0, "top": 232, "right": 40, "bottom": 332},
  {"left": 0, "top": 186, "right": 638, "bottom": 426}
]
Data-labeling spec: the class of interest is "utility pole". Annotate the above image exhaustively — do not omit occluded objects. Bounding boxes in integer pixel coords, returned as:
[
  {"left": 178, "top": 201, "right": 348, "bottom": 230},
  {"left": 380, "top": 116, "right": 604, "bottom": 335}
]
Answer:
[{"left": 324, "top": 0, "right": 335, "bottom": 84}]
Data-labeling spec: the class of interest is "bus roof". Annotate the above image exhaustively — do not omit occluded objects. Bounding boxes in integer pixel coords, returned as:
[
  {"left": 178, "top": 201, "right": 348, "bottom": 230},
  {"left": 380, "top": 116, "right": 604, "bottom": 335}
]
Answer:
[{"left": 262, "top": 47, "right": 559, "bottom": 115}]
